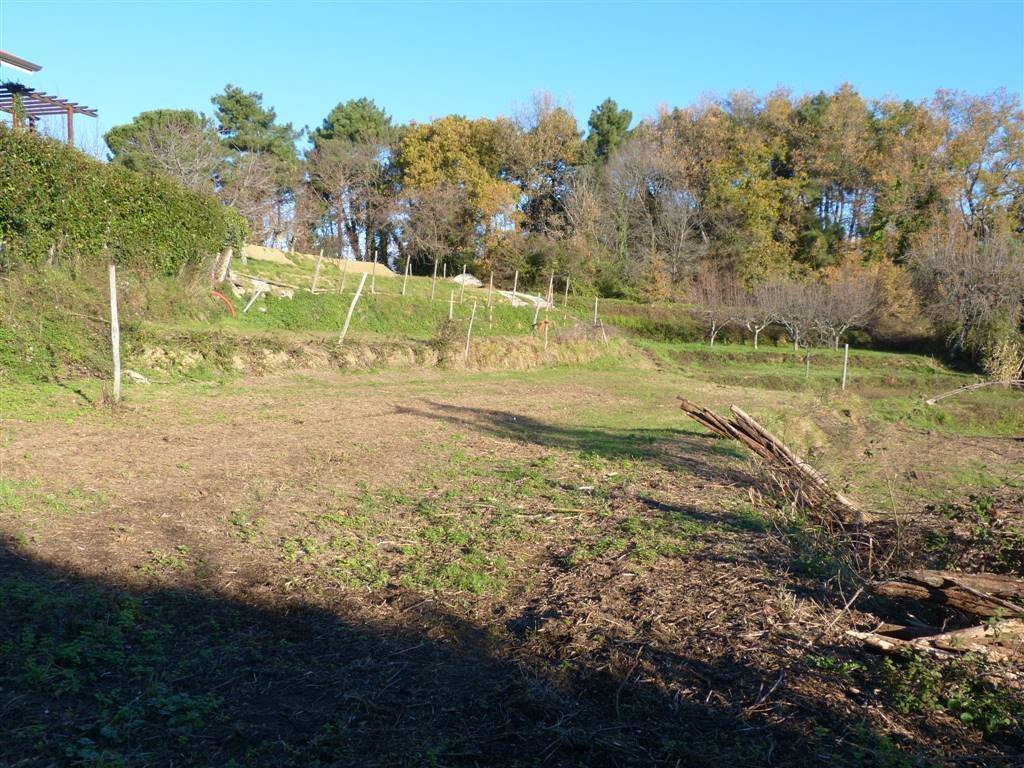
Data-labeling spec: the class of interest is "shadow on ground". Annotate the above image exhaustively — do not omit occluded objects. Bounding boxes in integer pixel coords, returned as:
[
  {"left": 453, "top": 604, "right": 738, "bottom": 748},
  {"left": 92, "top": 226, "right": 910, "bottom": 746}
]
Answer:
[
  {"left": 393, "top": 399, "right": 755, "bottom": 486},
  {"left": 0, "top": 537, "right": 962, "bottom": 767}
]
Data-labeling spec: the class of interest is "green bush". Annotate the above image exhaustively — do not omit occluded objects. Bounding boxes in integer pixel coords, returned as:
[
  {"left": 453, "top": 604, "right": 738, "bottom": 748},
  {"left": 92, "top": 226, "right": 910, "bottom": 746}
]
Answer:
[{"left": 0, "top": 126, "right": 246, "bottom": 274}]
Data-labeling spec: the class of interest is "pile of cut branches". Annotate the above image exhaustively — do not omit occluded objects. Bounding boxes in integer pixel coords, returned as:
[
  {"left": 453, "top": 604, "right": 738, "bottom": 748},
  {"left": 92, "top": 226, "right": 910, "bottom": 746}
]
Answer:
[
  {"left": 678, "top": 398, "right": 868, "bottom": 526},
  {"left": 677, "top": 397, "right": 1024, "bottom": 670}
]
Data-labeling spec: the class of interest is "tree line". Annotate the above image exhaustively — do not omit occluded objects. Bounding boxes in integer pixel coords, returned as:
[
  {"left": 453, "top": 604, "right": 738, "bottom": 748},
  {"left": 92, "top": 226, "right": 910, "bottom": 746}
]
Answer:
[{"left": 102, "top": 83, "right": 1024, "bottom": 369}]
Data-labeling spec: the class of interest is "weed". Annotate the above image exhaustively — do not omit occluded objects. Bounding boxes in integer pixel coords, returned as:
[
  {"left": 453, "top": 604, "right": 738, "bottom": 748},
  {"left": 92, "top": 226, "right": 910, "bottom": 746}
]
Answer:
[
  {"left": 229, "top": 508, "right": 261, "bottom": 543},
  {"left": 142, "top": 549, "right": 190, "bottom": 574},
  {"left": 882, "top": 653, "right": 1024, "bottom": 737},
  {"left": 809, "top": 654, "right": 866, "bottom": 681}
]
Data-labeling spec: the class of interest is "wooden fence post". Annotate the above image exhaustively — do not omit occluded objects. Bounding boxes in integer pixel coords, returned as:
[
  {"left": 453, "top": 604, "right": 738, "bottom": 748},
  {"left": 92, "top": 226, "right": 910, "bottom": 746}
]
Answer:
[
  {"left": 371, "top": 253, "right": 378, "bottom": 295},
  {"left": 449, "top": 289, "right": 455, "bottom": 320},
  {"left": 512, "top": 270, "right": 518, "bottom": 300},
  {"left": 487, "top": 272, "right": 493, "bottom": 308},
  {"left": 543, "top": 310, "right": 550, "bottom": 350},
  {"left": 563, "top": 275, "right": 570, "bottom": 308},
  {"left": 459, "top": 263, "right": 467, "bottom": 304},
  {"left": 108, "top": 260, "right": 121, "bottom": 403},
  {"left": 243, "top": 289, "right": 264, "bottom": 314},
  {"left": 311, "top": 248, "right": 324, "bottom": 293},
  {"left": 402, "top": 258, "right": 411, "bottom": 296},
  {"left": 340, "top": 273, "right": 367, "bottom": 343},
  {"left": 339, "top": 258, "right": 349, "bottom": 293},
  {"left": 464, "top": 301, "right": 478, "bottom": 365},
  {"left": 842, "top": 344, "right": 850, "bottom": 390},
  {"left": 547, "top": 272, "right": 554, "bottom": 306},
  {"left": 593, "top": 296, "right": 599, "bottom": 326},
  {"left": 431, "top": 259, "right": 438, "bottom": 300}
]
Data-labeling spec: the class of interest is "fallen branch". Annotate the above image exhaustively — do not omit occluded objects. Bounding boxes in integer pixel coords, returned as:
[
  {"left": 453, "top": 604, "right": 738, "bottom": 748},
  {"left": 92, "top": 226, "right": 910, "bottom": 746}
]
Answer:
[
  {"left": 847, "top": 629, "right": 958, "bottom": 660},
  {"left": 872, "top": 570, "right": 1024, "bottom": 619},
  {"left": 848, "top": 619, "right": 1024, "bottom": 664},
  {"left": 925, "top": 379, "right": 1024, "bottom": 405}
]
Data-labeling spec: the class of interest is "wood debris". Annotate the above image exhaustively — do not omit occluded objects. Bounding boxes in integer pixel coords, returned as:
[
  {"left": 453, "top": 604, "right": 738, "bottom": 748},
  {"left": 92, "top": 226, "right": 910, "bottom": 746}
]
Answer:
[
  {"left": 847, "top": 620, "right": 1024, "bottom": 665},
  {"left": 677, "top": 397, "right": 869, "bottom": 525},
  {"left": 872, "top": 570, "right": 1024, "bottom": 619},
  {"left": 678, "top": 396, "right": 1024, "bottom": 672}
]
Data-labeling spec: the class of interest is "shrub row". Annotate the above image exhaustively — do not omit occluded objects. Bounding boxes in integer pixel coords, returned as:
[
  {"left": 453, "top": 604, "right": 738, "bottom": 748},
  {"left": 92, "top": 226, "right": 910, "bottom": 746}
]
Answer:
[{"left": 0, "top": 126, "right": 247, "bottom": 274}]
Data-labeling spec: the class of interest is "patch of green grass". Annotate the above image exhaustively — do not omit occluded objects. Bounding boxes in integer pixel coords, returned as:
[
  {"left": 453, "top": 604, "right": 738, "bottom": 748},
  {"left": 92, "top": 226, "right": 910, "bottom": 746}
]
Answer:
[
  {"left": 869, "top": 390, "right": 1024, "bottom": 437},
  {"left": 326, "top": 539, "right": 391, "bottom": 590},
  {"left": 1, "top": 265, "right": 223, "bottom": 387},
  {"left": 404, "top": 549, "right": 510, "bottom": 595},
  {"left": 224, "top": 282, "right": 547, "bottom": 341},
  {"left": 933, "top": 494, "right": 1024, "bottom": 575},
  {"left": 1, "top": 573, "right": 232, "bottom": 764},
  {"left": 0, "top": 381, "right": 104, "bottom": 422},
  {"left": 141, "top": 547, "right": 191, "bottom": 575},
  {"left": 566, "top": 512, "right": 695, "bottom": 567},
  {"left": 272, "top": 451, "right": 703, "bottom": 598},
  {"left": 0, "top": 477, "right": 30, "bottom": 515},
  {"left": 0, "top": 479, "right": 105, "bottom": 519},
  {"left": 281, "top": 536, "right": 321, "bottom": 563},
  {"left": 639, "top": 339, "right": 968, "bottom": 398}
]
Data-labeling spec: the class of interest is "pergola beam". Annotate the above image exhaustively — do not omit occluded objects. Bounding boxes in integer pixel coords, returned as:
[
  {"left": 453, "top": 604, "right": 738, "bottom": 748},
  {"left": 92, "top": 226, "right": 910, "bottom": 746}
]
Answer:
[
  {"left": 0, "top": 50, "right": 41, "bottom": 74},
  {"left": 0, "top": 83, "right": 97, "bottom": 144}
]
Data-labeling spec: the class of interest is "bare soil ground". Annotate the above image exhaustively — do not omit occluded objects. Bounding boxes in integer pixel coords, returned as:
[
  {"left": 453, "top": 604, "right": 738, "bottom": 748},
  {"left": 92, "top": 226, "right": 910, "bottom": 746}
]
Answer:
[{"left": 2, "top": 362, "right": 1023, "bottom": 767}]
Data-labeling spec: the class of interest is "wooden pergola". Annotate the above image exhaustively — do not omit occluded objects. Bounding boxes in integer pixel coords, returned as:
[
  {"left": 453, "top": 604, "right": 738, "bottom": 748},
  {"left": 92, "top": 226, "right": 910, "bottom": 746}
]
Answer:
[{"left": 0, "top": 82, "right": 97, "bottom": 145}]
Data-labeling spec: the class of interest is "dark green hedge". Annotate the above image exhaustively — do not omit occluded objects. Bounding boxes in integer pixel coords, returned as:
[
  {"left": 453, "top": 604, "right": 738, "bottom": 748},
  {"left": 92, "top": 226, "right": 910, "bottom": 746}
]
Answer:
[{"left": 0, "top": 126, "right": 247, "bottom": 274}]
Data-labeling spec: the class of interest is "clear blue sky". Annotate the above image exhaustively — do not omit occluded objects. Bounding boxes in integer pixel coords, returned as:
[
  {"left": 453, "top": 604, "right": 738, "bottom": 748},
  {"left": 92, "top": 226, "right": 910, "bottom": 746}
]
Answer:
[{"left": 2, "top": 0, "right": 1022, "bottom": 148}]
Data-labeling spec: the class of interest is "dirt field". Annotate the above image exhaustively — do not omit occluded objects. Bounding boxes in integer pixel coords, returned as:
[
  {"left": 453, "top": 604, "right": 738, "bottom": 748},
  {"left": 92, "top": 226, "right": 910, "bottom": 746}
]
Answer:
[{"left": 2, "top": 356, "right": 1023, "bottom": 766}]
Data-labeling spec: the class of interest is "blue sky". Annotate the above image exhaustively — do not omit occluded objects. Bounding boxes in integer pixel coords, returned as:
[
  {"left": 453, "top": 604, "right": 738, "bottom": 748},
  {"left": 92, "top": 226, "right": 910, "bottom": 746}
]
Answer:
[{"left": 2, "top": 0, "right": 1022, "bottom": 149}]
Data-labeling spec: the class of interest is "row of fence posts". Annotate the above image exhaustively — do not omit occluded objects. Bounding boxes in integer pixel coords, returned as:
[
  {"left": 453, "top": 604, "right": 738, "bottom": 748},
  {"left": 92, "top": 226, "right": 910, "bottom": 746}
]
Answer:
[
  {"left": 312, "top": 257, "right": 593, "bottom": 364},
  {"left": 103, "top": 251, "right": 854, "bottom": 403},
  {"left": 239, "top": 254, "right": 593, "bottom": 372},
  {"left": 316, "top": 254, "right": 855, "bottom": 383}
]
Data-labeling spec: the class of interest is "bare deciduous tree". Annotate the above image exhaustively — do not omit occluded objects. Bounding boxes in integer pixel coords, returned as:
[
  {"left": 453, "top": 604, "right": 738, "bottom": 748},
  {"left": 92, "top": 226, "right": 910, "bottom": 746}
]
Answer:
[
  {"left": 812, "top": 266, "right": 880, "bottom": 349},
  {"left": 132, "top": 120, "right": 223, "bottom": 193},
  {"left": 692, "top": 268, "right": 742, "bottom": 345},
  {"left": 217, "top": 153, "right": 281, "bottom": 245},
  {"left": 912, "top": 219, "right": 1024, "bottom": 354},
  {"left": 564, "top": 166, "right": 602, "bottom": 244},
  {"left": 738, "top": 283, "right": 780, "bottom": 349},
  {"left": 309, "top": 138, "right": 396, "bottom": 261},
  {"left": 588, "top": 132, "right": 706, "bottom": 291},
  {"left": 106, "top": 111, "right": 223, "bottom": 193},
  {"left": 400, "top": 183, "right": 471, "bottom": 269},
  {"left": 757, "top": 278, "right": 817, "bottom": 350}
]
